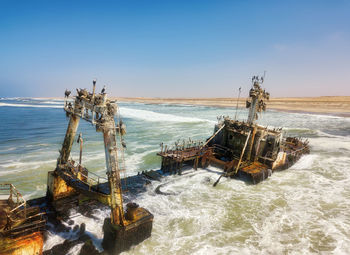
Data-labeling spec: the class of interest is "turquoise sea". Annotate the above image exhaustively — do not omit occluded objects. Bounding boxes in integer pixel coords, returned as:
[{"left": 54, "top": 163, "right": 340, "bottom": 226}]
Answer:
[{"left": 1, "top": 98, "right": 350, "bottom": 254}]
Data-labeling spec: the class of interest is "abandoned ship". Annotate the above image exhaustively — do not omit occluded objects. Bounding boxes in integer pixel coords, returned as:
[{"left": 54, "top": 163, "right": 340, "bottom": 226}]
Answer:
[
  {"left": 158, "top": 75, "right": 310, "bottom": 185},
  {"left": 1, "top": 76, "right": 310, "bottom": 254},
  {"left": 1, "top": 81, "right": 155, "bottom": 255}
]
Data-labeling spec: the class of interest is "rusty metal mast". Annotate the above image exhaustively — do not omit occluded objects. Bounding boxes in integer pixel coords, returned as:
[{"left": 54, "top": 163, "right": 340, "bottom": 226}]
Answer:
[
  {"left": 246, "top": 76, "right": 269, "bottom": 124},
  {"left": 58, "top": 81, "right": 125, "bottom": 226}
]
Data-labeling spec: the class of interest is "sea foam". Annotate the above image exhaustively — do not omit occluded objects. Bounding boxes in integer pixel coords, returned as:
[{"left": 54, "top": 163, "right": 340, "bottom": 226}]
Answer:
[
  {"left": 119, "top": 107, "right": 215, "bottom": 123},
  {"left": 0, "top": 102, "right": 62, "bottom": 108}
]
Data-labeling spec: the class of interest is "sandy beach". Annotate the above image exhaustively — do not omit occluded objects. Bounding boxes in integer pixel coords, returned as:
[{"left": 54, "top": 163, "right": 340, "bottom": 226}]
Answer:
[{"left": 115, "top": 96, "right": 350, "bottom": 117}]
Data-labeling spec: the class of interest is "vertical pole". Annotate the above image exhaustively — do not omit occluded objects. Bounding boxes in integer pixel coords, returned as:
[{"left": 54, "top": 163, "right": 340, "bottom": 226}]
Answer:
[
  {"left": 235, "top": 130, "right": 252, "bottom": 174},
  {"left": 246, "top": 126, "right": 257, "bottom": 162},
  {"left": 92, "top": 79, "right": 96, "bottom": 100},
  {"left": 79, "top": 133, "right": 83, "bottom": 165},
  {"left": 247, "top": 96, "right": 257, "bottom": 124},
  {"left": 234, "top": 87, "right": 242, "bottom": 120},
  {"left": 91, "top": 80, "right": 97, "bottom": 124},
  {"left": 58, "top": 115, "right": 80, "bottom": 165},
  {"left": 10, "top": 185, "right": 12, "bottom": 202},
  {"left": 102, "top": 121, "right": 124, "bottom": 226}
]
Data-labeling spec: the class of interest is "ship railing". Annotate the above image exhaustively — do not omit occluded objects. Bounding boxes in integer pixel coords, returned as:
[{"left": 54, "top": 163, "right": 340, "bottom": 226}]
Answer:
[
  {"left": 4, "top": 211, "right": 46, "bottom": 238},
  {"left": 62, "top": 162, "right": 109, "bottom": 192},
  {"left": 0, "top": 183, "right": 27, "bottom": 219},
  {"left": 281, "top": 143, "right": 309, "bottom": 155},
  {"left": 159, "top": 145, "right": 204, "bottom": 159},
  {"left": 286, "top": 145, "right": 309, "bottom": 156},
  {"left": 77, "top": 167, "right": 108, "bottom": 191}
]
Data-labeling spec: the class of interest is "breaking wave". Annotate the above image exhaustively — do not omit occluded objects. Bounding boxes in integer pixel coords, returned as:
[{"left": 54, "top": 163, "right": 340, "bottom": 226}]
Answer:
[
  {"left": 119, "top": 107, "right": 215, "bottom": 123},
  {"left": 0, "top": 102, "right": 62, "bottom": 108},
  {"left": 41, "top": 101, "right": 64, "bottom": 105}
]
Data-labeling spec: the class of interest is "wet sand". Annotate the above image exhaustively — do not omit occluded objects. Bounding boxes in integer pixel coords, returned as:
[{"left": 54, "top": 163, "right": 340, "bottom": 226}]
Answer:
[{"left": 115, "top": 96, "right": 350, "bottom": 117}]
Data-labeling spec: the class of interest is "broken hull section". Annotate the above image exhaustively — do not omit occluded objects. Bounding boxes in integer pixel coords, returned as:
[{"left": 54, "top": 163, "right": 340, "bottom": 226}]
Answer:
[
  {"left": 0, "top": 184, "right": 46, "bottom": 255},
  {"left": 0, "top": 232, "right": 44, "bottom": 255},
  {"left": 157, "top": 77, "right": 310, "bottom": 184},
  {"left": 158, "top": 123, "right": 309, "bottom": 185}
]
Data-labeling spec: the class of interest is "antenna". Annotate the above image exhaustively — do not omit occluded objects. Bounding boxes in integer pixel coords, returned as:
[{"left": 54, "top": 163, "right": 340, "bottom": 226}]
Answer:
[
  {"left": 92, "top": 78, "right": 97, "bottom": 100},
  {"left": 234, "top": 87, "right": 242, "bottom": 120}
]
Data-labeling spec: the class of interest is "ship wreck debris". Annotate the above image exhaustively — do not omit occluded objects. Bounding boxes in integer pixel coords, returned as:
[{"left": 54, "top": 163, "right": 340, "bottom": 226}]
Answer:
[
  {"left": 1, "top": 76, "right": 311, "bottom": 254},
  {"left": 48, "top": 80, "right": 154, "bottom": 254},
  {"left": 0, "top": 184, "right": 46, "bottom": 255},
  {"left": 158, "top": 76, "right": 310, "bottom": 185},
  {"left": 1, "top": 81, "right": 154, "bottom": 255}
]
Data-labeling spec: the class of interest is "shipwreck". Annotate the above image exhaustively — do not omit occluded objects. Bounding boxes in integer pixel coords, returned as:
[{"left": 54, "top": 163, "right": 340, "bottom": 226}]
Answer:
[
  {"left": 1, "top": 76, "right": 310, "bottom": 254},
  {"left": 48, "top": 81, "right": 154, "bottom": 253},
  {"left": 0, "top": 184, "right": 46, "bottom": 254},
  {"left": 1, "top": 81, "right": 155, "bottom": 255},
  {"left": 158, "top": 75, "right": 310, "bottom": 185}
]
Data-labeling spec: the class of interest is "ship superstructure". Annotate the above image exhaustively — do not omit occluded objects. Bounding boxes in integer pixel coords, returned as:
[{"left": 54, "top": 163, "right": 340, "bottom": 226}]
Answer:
[
  {"left": 158, "top": 76, "right": 310, "bottom": 184},
  {"left": 47, "top": 81, "right": 153, "bottom": 253}
]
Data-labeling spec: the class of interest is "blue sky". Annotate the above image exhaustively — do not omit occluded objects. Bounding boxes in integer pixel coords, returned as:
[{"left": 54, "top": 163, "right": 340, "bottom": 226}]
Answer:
[{"left": 0, "top": 0, "right": 349, "bottom": 97}]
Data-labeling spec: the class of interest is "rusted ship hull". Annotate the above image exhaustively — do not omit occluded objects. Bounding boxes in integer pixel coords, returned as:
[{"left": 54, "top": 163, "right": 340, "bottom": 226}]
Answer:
[
  {"left": 0, "top": 232, "right": 44, "bottom": 255},
  {"left": 157, "top": 76, "right": 310, "bottom": 185},
  {"left": 158, "top": 143, "right": 309, "bottom": 184},
  {"left": 0, "top": 184, "right": 46, "bottom": 255},
  {"left": 27, "top": 170, "right": 158, "bottom": 255}
]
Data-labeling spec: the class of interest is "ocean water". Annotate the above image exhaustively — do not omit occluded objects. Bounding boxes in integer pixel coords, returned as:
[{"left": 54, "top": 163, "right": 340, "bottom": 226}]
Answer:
[{"left": 0, "top": 98, "right": 350, "bottom": 254}]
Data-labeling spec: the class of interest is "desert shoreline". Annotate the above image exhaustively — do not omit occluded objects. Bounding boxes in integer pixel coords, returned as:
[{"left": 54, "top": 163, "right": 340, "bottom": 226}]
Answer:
[
  {"left": 114, "top": 96, "right": 350, "bottom": 117},
  {"left": 22, "top": 96, "right": 350, "bottom": 117}
]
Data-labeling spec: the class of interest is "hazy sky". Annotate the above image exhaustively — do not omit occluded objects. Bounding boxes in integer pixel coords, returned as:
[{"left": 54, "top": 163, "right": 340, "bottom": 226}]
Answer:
[{"left": 1, "top": 0, "right": 349, "bottom": 98}]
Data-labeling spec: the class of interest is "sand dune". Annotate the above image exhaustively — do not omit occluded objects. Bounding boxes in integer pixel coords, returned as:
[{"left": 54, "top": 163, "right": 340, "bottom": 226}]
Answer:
[{"left": 115, "top": 96, "right": 350, "bottom": 117}]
